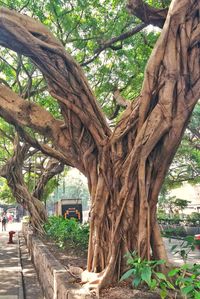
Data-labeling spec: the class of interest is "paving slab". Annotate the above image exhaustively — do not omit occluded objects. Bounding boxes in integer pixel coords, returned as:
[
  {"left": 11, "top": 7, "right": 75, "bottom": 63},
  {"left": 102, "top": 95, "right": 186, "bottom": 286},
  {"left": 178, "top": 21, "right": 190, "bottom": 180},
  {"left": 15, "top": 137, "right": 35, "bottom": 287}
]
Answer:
[
  {"left": 0, "top": 222, "right": 23, "bottom": 298},
  {"left": 18, "top": 232, "right": 44, "bottom": 299},
  {"left": 163, "top": 237, "right": 200, "bottom": 265}
]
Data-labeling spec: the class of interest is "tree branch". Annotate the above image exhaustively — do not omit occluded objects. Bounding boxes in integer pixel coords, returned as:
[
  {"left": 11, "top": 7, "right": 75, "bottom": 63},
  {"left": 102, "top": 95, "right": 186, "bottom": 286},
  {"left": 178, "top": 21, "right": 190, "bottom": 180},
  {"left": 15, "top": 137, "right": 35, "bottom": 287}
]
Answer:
[
  {"left": 0, "top": 84, "right": 86, "bottom": 173},
  {"left": 0, "top": 7, "right": 111, "bottom": 147},
  {"left": 33, "top": 159, "right": 64, "bottom": 200},
  {"left": 127, "top": 0, "right": 168, "bottom": 28},
  {"left": 81, "top": 23, "right": 146, "bottom": 67}
]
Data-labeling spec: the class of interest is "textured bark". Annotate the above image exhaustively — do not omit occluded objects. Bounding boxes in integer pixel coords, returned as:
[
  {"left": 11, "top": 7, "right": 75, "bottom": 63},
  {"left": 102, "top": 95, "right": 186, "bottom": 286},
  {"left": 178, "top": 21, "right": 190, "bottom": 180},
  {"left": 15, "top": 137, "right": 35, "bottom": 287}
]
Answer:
[
  {"left": 127, "top": 0, "right": 168, "bottom": 28},
  {"left": 0, "top": 137, "right": 47, "bottom": 233},
  {"left": 0, "top": 0, "right": 199, "bottom": 289},
  {"left": 0, "top": 134, "right": 64, "bottom": 233},
  {"left": 33, "top": 159, "right": 64, "bottom": 200}
]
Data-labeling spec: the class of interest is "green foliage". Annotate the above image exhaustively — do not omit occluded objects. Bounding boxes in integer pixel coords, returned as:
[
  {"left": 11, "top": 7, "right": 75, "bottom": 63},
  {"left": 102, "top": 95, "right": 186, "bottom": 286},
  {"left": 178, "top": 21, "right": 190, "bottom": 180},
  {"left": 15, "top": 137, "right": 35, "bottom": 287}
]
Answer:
[
  {"left": 42, "top": 177, "right": 60, "bottom": 203},
  {"left": 162, "top": 102, "right": 200, "bottom": 190},
  {"left": 161, "top": 227, "right": 187, "bottom": 238},
  {"left": 170, "top": 235, "right": 200, "bottom": 264},
  {"left": 44, "top": 216, "right": 89, "bottom": 250},
  {"left": 168, "top": 264, "right": 200, "bottom": 299},
  {"left": 120, "top": 252, "right": 173, "bottom": 298},
  {"left": 158, "top": 189, "right": 189, "bottom": 216},
  {"left": 50, "top": 169, "right": 90, "bottom": 210},
  {"left": 168, "top": 236, "right": 200, "bottom": 298},
  {"left": 186, "top": 212, "right": 200, "bottom": 226},
  {"left": 158, "top": 211, "right": 200, "bottom": 230},
  {"left": 0, "top": 0, "right": 159, "bottom": 119},
  {"left": 0, "top": 178, "right": 15, "bottom": 204},
  {"left": 121, "top": 246, "right": 200, "bottom": 299}
]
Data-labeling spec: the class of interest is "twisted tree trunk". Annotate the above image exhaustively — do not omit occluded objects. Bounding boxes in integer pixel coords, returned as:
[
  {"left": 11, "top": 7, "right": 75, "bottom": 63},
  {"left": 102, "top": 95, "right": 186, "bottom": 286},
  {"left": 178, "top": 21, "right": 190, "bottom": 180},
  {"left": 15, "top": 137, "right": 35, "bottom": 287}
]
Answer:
[
  {"left": 0, "top": 137, "right": 47, "bottom": 232},
  {"left": 0, "top": 135, "right": 64, "bottom": 233},
  {"left": 87, "top": 0, "right": 200, "bottom": 286},
  {"left": 0, "top": 0, "right": 199, "bottom": 288}
]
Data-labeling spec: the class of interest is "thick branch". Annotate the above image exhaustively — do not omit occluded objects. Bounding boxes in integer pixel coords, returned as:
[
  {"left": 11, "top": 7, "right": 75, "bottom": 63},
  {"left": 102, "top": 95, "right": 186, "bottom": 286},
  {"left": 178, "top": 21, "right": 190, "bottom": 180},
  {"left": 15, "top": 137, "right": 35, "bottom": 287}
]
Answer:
[
  {"left": 81, "top": 23, "right": 146, "bottom": 66},
  {"left": 0, "top": 7, "right": 111, "bottom": 147},
  {"left": 33, "top": 159, "right": 64, "bottom": 200},
  {"left": 0, "top": 84, "right": 62, "bottom": 138},
  {"left": 127, "top": 0, "right": 168, "bottom": 28},
  {"left": 0, "top": 84, "right": 86, "bottom": 172}
]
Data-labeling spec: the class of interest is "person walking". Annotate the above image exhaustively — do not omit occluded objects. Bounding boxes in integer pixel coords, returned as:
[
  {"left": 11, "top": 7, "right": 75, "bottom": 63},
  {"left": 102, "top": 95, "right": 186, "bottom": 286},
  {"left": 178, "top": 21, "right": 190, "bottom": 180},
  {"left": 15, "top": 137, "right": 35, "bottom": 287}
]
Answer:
[{"left": 1, "top": 212, "right": 7, "bottom": 231}]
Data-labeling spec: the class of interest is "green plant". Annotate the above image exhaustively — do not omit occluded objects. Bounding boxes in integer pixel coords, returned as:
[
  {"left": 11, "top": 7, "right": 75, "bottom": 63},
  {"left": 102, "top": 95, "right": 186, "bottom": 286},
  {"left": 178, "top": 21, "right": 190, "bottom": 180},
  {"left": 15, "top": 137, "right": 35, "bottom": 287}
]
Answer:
[
  {"left": 168, "top": 264, "right": 200, "bottom": 299},
  {"left": 120, "top": 252, "right": 174, "bottom": 298},
  {"left": 169, "top": 236, "right": 200, "bottom": 298},
  {"left": 171, "top": 235, "right": 200, "bottom": 264},
  {"left": 186, "top": 213, "right": 200, "bottom": 226},
  {"left": 162, "top": 226, "right": 187, "bottom": 238},
  {"left": 44, "top": 216, "right": 89, "bottom": 249}
]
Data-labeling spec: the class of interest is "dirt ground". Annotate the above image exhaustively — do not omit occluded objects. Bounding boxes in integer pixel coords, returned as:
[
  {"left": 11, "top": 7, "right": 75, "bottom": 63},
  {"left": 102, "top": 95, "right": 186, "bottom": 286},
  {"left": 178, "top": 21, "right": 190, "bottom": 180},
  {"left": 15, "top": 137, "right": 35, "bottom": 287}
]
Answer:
[{"left": 41, "top": 237, "right": 162, "bottom": 299}]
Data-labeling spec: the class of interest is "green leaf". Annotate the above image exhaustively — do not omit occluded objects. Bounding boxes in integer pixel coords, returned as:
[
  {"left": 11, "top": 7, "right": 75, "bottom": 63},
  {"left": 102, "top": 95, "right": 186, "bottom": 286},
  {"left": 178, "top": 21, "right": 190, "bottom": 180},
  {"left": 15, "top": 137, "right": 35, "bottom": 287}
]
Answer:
[
  {"left": 141, "top": 267, "right": 152, "bottom": 286},
  {"left": 120, "top": 269, "right": 134, "bottom": 281},
  {"left": 168, "top": 268, "right": 179, "bottom": 277},
  {"left": 184, "top": 236, "right": 195, "bottom": 243},
  {"left": 150, "top": 279, "right": 157, "bottom": 290},
  {"left": 181, "top": 285, "right": 194, "bottom": 295},
  {"left": 171, "top": 244, "right": 178, "bottom": 251},
  {"left": 194, "top": 291, "right": 200, "bottom": 299},
  {"left": 132, "top": 276, "right": 141, "bottom": 288},
  {"left": 160, "top": 289, "right": 168, "bottom": 299},
  {"left": 155, "top": 272, "right": 167, "bottom": 280},
  {"left": 150, "top": 259, "right": 166, "bottom": 267},
  {"left": 166, "top": 281, "right": 175, "bottom": 290}
]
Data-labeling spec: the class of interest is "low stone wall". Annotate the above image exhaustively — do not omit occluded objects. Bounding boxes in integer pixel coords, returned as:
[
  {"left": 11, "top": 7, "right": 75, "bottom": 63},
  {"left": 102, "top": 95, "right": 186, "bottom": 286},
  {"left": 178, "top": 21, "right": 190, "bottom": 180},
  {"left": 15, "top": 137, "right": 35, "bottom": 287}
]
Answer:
[
  {"left": 160, "top": 224, "right": 200, "bottom": 236},
  {"left": 22, "top": 224, "right": 96, "bottom": 299}
]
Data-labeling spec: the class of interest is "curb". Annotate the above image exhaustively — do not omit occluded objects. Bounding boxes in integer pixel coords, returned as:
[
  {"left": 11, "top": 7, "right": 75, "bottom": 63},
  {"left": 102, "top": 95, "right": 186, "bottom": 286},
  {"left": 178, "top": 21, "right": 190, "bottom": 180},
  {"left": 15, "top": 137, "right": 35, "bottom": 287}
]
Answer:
[{"left": 17, "top": 231, "right": 25, "bottom": 299}]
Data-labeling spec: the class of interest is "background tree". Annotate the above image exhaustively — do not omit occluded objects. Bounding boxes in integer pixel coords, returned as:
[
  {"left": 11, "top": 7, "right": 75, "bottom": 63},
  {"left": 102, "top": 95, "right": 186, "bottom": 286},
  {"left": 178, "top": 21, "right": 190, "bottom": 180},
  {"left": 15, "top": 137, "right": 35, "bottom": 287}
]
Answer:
[
  {"left": 0, "top": 120, "right": 64, "bottom": 231},
  {"left": 0, "top": 0, "right": 199, "bottom": 290},
  {"left": 165, "top": 102, "right": 200, "bottom": 188},
  {"left": 49, "top": 169, "right": 90, "bottom": 211}
]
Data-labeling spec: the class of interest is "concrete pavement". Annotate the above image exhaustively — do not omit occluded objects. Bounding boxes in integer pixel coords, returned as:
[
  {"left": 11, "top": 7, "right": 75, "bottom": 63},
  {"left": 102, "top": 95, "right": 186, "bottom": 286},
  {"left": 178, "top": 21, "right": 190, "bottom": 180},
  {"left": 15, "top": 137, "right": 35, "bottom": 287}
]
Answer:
[
  {"left": 0, "top": 222, "right": 23, "bottom": 299},
  {"left": 0, "top": 222, "right": 199, "bottom": 299},
  {"left": 0, "top": 222, "right": 44, "bottom": 299},
  {"left": 163, "top": 237, "right": 200, "bottom": 266}
]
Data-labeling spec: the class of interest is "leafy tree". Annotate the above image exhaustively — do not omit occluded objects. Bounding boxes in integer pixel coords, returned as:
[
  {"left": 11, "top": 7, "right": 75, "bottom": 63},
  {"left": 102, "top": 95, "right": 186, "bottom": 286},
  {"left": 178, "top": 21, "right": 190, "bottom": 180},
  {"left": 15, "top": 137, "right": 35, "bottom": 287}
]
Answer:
[
  {"left": 158, "top": 189, "right": 189, "bottom": 216},
  {"left": 0, "top": 178, "right": 15, "bottom": 204},
  {"left": 0, "top": 0, "right": 199, "bottom": 290},
  {"left": 0, "top": 119, "right": 64, "bottom": 230},
  {"left": 58, "top": 170, "right": 90, "bottom": 210},
  {"left": 165, "top": 102, "right": 200, "bottom": 187}
]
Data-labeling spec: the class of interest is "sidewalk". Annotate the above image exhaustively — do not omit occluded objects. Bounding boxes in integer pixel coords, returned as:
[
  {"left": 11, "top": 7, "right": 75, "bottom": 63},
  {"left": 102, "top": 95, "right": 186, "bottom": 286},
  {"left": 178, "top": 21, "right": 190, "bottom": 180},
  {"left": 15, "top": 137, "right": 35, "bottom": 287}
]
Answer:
[
  {"left": 163, "top": 237, "right": 200, "bottom": 266},
  {"left": 0, "top": 222, "right": 23, "bottom": 299}
]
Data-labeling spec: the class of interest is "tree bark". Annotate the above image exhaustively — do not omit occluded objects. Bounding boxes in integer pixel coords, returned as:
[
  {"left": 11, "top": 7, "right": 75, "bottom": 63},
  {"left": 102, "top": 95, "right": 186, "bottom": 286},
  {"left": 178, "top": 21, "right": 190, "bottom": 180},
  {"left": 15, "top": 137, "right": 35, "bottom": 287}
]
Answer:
[
  {"left": 127, "top": 0, "right": 168, "bottom": 28},
  {"left": 0, "top": 135, "right": 64, "bottom": 233},
  {"left": 0, "top": 0, "right": 199, "bottom": 289},
  {"left": 0, "top": 136, "right": 47, "bottom": 233}
]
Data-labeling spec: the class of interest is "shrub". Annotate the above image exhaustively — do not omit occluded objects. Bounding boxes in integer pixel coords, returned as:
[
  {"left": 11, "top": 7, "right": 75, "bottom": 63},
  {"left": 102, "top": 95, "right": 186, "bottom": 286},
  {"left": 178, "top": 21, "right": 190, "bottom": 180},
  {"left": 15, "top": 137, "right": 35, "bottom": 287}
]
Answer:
[
  {"left": 44, "top": 216, "right": 89, "bottom": 249},
  {"left": 161, "top": 227, "right": 187, "bottom": 238},
  {"left": 186, "top": 212, "right": 200, "bottom": 226},
  {"left": 120, "top": 252, "right": 174, "bottom": 299},
  {"left": 121, "top": 246, "right": 200, "bottom": 299}
]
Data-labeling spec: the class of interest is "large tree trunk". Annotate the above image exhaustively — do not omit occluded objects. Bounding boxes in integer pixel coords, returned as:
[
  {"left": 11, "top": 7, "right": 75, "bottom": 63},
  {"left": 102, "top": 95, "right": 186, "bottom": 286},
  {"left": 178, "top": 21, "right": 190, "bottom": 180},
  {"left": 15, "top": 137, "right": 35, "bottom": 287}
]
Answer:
[
  {"left": 0, "top": 0, "right": 199, "bottom": 289},
  {"left": 87, "top": 0, "right": 200, "bottom": 286}
]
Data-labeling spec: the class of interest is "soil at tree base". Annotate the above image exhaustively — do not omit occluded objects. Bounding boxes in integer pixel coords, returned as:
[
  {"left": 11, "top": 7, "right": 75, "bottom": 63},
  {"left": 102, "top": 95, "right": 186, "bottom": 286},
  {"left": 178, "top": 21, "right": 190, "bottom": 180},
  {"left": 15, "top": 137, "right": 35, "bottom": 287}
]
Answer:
[{"left": 41, "top": 237, "right": 162, "bottom": 298}]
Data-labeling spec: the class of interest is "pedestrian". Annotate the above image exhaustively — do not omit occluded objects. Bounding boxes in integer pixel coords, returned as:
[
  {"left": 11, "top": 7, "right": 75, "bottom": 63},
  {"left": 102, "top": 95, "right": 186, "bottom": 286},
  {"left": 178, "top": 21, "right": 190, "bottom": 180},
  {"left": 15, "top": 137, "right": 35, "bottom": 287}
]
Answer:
[{"left": 1, "top": 212, "right": 7, "bottom": 231}]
